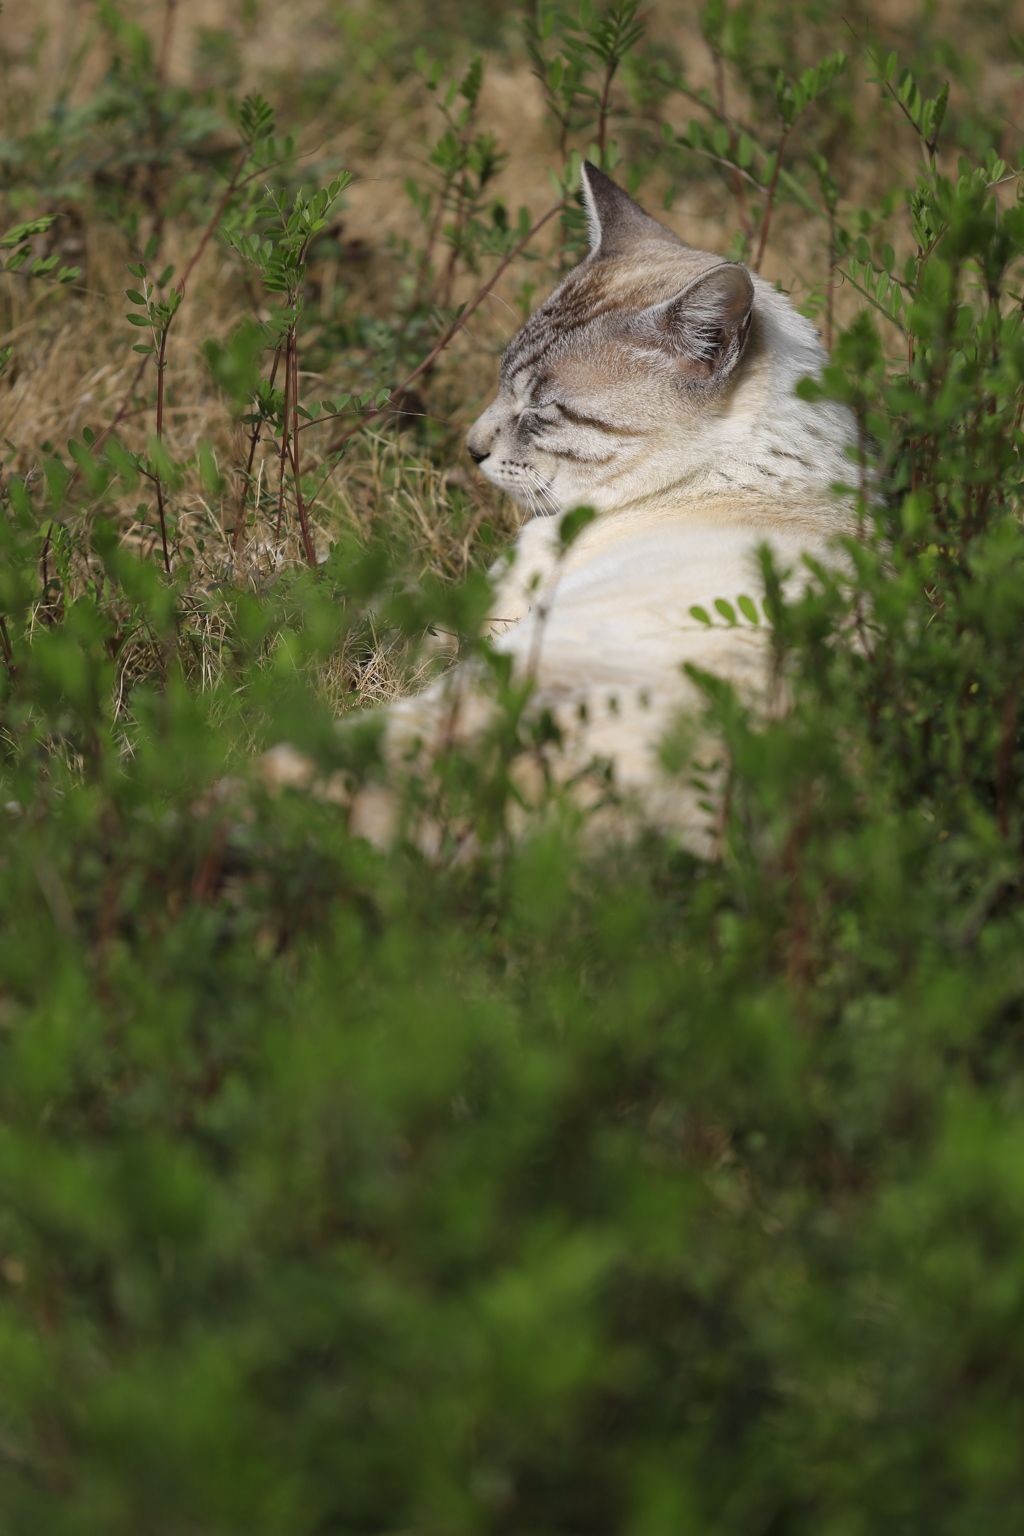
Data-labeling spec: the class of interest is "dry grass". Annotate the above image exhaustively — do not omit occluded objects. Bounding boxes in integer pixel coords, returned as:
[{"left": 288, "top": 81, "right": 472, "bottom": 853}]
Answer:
[{"left": 3, "top": 0, "right": 1024, "bottom": 710}]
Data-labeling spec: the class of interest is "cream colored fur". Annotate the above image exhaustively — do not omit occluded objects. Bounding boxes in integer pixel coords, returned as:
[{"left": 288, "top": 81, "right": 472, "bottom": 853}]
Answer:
[{"left": 350, "top": 164, "right": 857, "bottom": 846}]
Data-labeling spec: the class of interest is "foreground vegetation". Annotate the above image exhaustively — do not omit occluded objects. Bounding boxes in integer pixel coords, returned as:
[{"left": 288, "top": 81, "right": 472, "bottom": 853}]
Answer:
[{"left": 3, "top": 0, "right": 1024, "bottom": 1529}]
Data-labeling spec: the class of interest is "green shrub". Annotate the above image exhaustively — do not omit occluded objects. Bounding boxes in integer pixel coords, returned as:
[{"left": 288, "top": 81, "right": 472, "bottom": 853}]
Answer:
[{"left": 3, "top": 3, "right": 1024, "bottom": 1532}]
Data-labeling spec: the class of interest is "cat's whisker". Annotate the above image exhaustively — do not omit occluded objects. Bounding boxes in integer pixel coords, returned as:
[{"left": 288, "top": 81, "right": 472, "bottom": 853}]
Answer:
[{"left": 523, "top": 466, "right": 559, "bottom": 519}]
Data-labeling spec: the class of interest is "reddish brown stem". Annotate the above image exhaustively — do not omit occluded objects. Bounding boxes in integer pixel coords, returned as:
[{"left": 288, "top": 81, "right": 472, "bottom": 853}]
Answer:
[
  {"left": 175, "top": 149, "right": 249, "bottom": 300},
  {"left": 154, "top": 479, "right": 170, "bottom": 575},
  {"left": 153, "top": 323, "right": 171, "bottom": 574},
  {"left": 314, "top": 201, "right": 564, "bottom": 465},
  {"left": 709, "top": 49, "right": 753, "bottom": 242},
  {"left": 597, "top": 58, "right": 615, "bottom": 160},
  {"left": 753, "top": 128, "right": 787, "bottom": 273},
  {"left": 156, "top": 0, "right": 179, "bottom": 87},
  {"left": 275, "top": 330, "right": 293, "bottom": 545},
  {"left": 289, "top": 334, "right": 316, "bottom": 567}
]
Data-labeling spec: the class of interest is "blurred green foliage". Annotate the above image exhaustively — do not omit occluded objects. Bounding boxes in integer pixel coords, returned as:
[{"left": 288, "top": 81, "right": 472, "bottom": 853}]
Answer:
[{"left": 4, "top": 2, "right": 1024, "bottom": 1531}]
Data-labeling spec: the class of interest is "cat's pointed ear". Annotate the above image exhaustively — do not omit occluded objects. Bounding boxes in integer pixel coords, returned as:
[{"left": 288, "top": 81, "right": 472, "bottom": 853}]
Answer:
[
  {"left": 642, "top": 262, "right": 755, "bottom": 383},
  {"left": 579, "top": 161, "right": 682, "bottom": 259}
]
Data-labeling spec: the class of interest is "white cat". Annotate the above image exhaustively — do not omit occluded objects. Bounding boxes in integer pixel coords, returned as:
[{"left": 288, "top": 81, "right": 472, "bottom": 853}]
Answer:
[{"left": 349, "top": 163, "right": 857, "bottom": 845}]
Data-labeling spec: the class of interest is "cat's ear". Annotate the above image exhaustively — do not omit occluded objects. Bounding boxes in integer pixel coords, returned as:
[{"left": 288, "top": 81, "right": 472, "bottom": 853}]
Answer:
[
  {"left": 579, "top": 161, "right": 682, "bottom": 259},
  {"left": 641, "top": 262, "right": 755, "bottom": 383}
]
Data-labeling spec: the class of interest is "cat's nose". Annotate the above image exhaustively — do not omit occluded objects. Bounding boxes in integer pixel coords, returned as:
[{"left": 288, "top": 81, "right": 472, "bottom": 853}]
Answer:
[{"left": 466, "top": 414, "right": 496, "bottom": 465}]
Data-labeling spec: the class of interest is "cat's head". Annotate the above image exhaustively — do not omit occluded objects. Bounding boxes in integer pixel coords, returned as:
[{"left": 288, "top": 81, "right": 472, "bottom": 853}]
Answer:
[{"left": 466, "top": 162, "right": 761, "bottom": 516}]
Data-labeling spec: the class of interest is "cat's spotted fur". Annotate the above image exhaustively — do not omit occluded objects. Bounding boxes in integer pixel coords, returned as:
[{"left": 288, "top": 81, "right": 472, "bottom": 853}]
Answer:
[{"left": 351, "top": 163, "right": 857, "bottom": 845}]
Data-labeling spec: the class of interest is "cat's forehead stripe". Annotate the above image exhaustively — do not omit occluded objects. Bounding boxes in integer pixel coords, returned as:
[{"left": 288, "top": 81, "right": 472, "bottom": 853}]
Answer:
[{"left": 502, "top": 275, "right": 701, "bottom": 383}]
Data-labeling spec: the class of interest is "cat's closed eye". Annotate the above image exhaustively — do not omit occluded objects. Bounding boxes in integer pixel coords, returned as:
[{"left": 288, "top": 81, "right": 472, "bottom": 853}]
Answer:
[{"left": 520, "top": 404, "right": 562, "bottom": 429}]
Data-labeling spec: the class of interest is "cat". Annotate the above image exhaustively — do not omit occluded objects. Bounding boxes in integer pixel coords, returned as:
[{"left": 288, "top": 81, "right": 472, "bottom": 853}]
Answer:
[{"left": 346, "top": 162, "right": 858, "bottom": 848}]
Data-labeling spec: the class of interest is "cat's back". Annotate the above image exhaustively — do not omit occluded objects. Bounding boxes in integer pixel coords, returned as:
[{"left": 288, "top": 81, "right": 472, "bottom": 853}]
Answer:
[{"left": 489, "top": 501, "right": 826, "bottom": 705}]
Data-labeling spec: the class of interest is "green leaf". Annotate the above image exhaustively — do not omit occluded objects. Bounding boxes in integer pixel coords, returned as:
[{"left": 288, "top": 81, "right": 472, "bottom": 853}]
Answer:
[
  {"left": 737, "top": 594, "right": 760, "bottom": 624},
  {"left": 929, "top": 81, "right": 950, "bottom": 143},
  {"left": 714, "top": 598, "right": 738, "bottom": 625},
  {"left": 689, "top": 604, "right": 712, "bottom": 626},
  {"left": 558, "top": 505, "right": 596, "bottom": 552},
  {"left": 0, "top": 216, "right": 55, "bottom": 249}
]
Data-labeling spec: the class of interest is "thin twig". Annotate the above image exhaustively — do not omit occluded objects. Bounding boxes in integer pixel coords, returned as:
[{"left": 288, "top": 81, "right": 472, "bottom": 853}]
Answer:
[
  {"left": 275, "top": 329, "right": 293, "bottom": 545},
  {"left": 597, "top": 56, "right": 615, "bottom": 160},
  {"left": 669, "top": 79, "right": 754, "bottom": 141},
  {"left": 153, "top": 321, "right": 171, "bottom": 574},
  {"left": 682, "top": 143, "right": 764, "bottom": 194},
  {"left": 709, "top": 49, "right": 754, "bottom": 241},
  {"left": 289, "top": 332, "right": 316, "bottom": 566},
  {"left": 753, "top": 128, "right": 787, "bottom": 272},
  {"left": 844, "top": 21, "right": 942, "bottom": 164},
  {"left": 175, "top": 149, "right": 249, "bottom": 299},
  {"left": 156, "top": 0, "right": 179, "bottom": 87}
]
